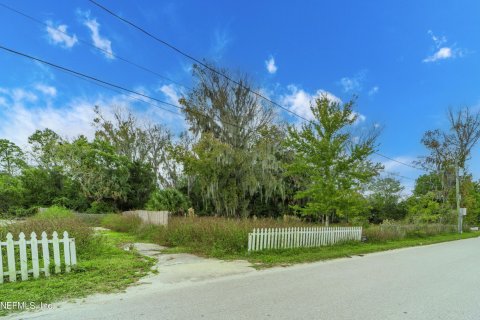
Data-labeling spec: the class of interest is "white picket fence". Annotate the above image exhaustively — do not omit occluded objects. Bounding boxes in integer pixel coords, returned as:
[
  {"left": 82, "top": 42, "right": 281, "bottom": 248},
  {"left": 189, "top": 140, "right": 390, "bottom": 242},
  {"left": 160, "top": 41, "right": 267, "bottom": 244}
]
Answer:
[
  {"left": 0, "top": 231, "right": 77, "bottom": 283},
  {"left": 248, "top": 227, "right": 362, "bottom": 252}
]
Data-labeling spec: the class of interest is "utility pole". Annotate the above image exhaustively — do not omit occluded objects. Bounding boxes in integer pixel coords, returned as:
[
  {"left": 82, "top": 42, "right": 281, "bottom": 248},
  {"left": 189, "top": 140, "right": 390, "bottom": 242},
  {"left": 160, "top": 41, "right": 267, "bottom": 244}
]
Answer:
[{"left": 455, "top": 159, "right": 462, "bottom": 234}]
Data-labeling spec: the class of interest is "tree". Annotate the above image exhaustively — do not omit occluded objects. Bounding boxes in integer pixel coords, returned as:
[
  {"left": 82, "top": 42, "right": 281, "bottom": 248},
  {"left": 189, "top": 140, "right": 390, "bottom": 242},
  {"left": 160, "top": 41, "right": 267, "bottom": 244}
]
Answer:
[
  {"left": 405, "top": 192, "right": 452, "bottom": 223},
  {"left": 59, "top": 136, "right": 131, "bottom": 211},
  {"left": 0, "top": 139, "right": 26, "bottom": 175},
  {"left": 367, "top": 176, "right": 406, "bottom": 222},
  {"left": 0, "top": 173, "right": 24, "bottom": 215},
  {"left": 28, "top": 129, "right": 63, "bottom": 169},
  {"left": 285, "top": 95, "right": 382, "bottom": 225},
  {"left": 420, "top": 107, "right": 480, "bottom": 207},
  {"left": 120, "top": 161, "right": 156, "bottom": 210},
  {"left": 93, "top": 106, "right": 180, "bottom": 188},
  {"left": 178, "top": 64, "right": 284, "bottom": 217}
]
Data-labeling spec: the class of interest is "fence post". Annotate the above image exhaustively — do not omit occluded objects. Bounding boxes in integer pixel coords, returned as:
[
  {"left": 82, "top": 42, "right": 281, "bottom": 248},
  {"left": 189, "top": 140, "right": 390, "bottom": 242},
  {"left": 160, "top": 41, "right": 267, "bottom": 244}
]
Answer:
[
  {"left": 31, "top": 232, "right": 40, "bottom": 279},
  {"left": 70, "top": 238, "right": 77, "bottom": 266}
]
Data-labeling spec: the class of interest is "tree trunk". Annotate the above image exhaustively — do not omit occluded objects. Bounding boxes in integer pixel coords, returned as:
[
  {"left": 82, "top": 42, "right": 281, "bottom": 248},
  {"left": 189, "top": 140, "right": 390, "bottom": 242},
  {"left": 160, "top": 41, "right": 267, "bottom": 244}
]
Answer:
[{"left": 325, "top": 214, "right": 329, "bottom": 227}]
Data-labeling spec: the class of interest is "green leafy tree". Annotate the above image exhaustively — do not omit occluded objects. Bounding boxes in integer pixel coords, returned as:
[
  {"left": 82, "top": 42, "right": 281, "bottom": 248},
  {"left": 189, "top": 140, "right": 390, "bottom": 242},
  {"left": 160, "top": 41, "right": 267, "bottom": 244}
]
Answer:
[
  {"left": 285, "top": 95, "right": 382, "bottom": 225},
  {"left": 59, "top": 137, "right": 131, "bottom": 211},
  {"left": 94, "top": 106, "right": 180, "bottom": 188},
  {"left": 121, "top": 161, "right": 156, "bottom": 210},
  {"left": 0, "top": 173, "right": 25, "bottom": 215},
  {"left": 28, "top": 129, "right": 63, "bottom": 169},
  {"left": 0, "top": 139, "right": 26, "bottom": 175},
  {"left": 367, "top": 176, "right": 406, "bottom": 222},
  {"left": 405, "top": 192, "right": 452, "bottom": 223}
]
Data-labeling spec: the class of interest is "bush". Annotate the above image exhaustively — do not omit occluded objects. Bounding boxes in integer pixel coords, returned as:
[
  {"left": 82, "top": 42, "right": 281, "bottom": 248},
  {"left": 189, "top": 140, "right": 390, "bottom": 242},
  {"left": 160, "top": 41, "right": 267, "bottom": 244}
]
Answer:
[
  {"left": 36, "top": 206, "right": 74, "bottom": 219},
  {"left": 146, "top": 189, "right": 189, "bottom": 215},
  {"left": 87, "top": 201, "right": 118, "bottom": 214},
  {"left": 101, "top": 214, "right": 143, "bottom": 233}
]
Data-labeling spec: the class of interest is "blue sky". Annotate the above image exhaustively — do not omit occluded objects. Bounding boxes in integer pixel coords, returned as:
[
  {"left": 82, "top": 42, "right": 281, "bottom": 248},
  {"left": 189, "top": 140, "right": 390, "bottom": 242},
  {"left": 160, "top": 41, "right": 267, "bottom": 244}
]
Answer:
[{"left": 0, "top": 0, "right": 479, "bottom": 192}]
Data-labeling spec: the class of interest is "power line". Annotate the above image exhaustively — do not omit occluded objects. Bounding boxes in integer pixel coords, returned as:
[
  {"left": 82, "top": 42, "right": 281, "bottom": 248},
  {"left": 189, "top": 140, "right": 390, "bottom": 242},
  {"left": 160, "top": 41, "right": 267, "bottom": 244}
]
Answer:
[
  {"left": 0, "top": 44, "right": 252, "bottom": 132},
  {"left": 87, "top": 0, "right": 311, "bottom": 123},
  {"left": 88, "top": 0, "right": 431, "bottom": 174},
  {"left": 0, "top": 2, "right": 190, "bottom": 91},
  {"left": 374, "top": 152, "right": 425, "bottom": 171}
]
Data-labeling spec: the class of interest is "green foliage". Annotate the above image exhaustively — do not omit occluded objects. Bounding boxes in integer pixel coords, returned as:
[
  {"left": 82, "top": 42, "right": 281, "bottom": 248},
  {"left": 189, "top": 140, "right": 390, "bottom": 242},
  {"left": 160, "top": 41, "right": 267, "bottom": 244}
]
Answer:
[
  {"left": 367, "top": 177, "right": 406, "bottom": 222},
  {"left": 413, "top": 173, "right": 442, "bottom": 196},
  {"left": 121, "top": 161, "right": 156, "bottom": 210},
  {"left": 0, "top": 139, "right": 26, "bottom": 175},
  {"left": 405, "top": 192, "right": 453, "bottom": 223},
  {"left": 60, "top": 137, "right": 131, "bottom": 208},
  {"left": 87, "top": 201, "right": 118, "bottom": 214},
  {"left": 285, "top": 96, "right": 382, "bottom": 223},
  {"left": 146, "top": 188, "right": 190, "bottom": 214},
  {"left": 28, "top": 128, "right": 63, "bottom": 169},
  {"left": 178, "top": 64, "right": 284, "bottom": 217},
  {"left": 36, "top": 205, "right": 74, "bottom": 219},
  {"left": 0, "top": 173, "right": 24, "bottom": 216}
]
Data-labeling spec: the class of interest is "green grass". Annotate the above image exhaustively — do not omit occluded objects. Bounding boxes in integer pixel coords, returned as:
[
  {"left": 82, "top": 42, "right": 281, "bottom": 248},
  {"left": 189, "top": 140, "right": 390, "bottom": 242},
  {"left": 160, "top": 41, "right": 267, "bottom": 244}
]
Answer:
[{"left": 0, "top": 233, "right": 155, "bottom": 316}]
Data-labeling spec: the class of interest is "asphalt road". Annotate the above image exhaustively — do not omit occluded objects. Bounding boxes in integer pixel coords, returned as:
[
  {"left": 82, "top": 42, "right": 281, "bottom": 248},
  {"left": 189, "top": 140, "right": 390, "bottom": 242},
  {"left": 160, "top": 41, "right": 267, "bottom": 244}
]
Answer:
[{"left": 7, "top": 237, "right": 480, "bottom": 320}]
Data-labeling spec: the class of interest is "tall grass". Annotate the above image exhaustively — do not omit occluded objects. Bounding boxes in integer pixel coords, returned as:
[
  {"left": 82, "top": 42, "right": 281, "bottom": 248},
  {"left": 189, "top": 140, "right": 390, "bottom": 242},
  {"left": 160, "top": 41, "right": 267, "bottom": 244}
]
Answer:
[
  {"left": 363, "top": 222, "right": 457, "bottom": 242},
  {"left": 101, "top": 215, "right": 462, "bottom": 256},
  {"left": 102, "top": 215, "right": 310, "bottom": 256},
  {"left": 1, "top": 207, "right": 97, "bottom": 254}
]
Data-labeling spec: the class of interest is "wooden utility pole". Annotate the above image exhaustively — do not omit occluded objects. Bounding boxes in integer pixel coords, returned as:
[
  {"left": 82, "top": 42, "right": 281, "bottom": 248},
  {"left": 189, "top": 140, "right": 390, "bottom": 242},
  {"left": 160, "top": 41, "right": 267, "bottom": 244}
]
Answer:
[{"left": 455, "top": 159, "right": 462, "bottom": 234}]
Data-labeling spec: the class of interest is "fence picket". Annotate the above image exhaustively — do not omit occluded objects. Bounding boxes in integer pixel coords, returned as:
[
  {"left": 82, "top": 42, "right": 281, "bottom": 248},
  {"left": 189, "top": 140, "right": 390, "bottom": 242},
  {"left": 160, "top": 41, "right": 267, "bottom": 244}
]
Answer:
[
  {"left": 52, "top": 232, "right": 61, "bottom": 274},
  {"left": 31, "top": 232, "right": 40, "bottom": 279},
  {"left": 41, "top": 232, "right": 50, "bottom": 277},
  {"left": 6, "top": 233, "right": 15, "bottom": 282},
  {"left": 63, "top": 231, "right": 71, "bottom": 273},
  {"left": 69, "top": 238, "right": 77, "bottom": 267}
]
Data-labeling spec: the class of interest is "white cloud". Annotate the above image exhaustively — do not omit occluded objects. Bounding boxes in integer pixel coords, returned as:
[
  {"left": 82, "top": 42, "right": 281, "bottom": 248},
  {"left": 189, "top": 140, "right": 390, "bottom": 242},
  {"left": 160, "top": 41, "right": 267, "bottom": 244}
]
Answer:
[
  {"left": 423, "top": 47, "right": 453, "bottom": 63},
  {"left": 159, "top": 84, "right": 184, "bottom": 106},
  {"left": 83, "top": 18, "right": 114, "bottom": 59},
  {"left": 265, "top": 56, "right": 278, "bottom": 74},
  {"left": 339, "top": 77, "right": 360, "bottom": 93},
  {"left": 281, "top": 85, "right": 343, "bottom": 121},
  {"left": 11, "top": 89, "right": 37, "bottom": 103},
  {"left": 35, "top": 84, "right": 57, "bottom": 97},
  {"left": 210, "top": 28, "right": 231, "bottom": 60},
  {"left": 45, "top": 21, "right": 78, "bottom": 49},
  {"left": 368, "top": 86, "right": 379, "bottom": 96},
  {"left": 423, "top": 30, "right": 465, "bottom": 63},
  {"left": 338, "top": 70, "right": 367, "bottom": 93}
]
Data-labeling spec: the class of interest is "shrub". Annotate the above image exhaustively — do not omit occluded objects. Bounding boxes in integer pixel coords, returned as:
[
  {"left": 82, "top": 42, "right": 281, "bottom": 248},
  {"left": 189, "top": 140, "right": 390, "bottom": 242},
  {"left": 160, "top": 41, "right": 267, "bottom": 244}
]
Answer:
[
  {"left": 101, "top": 214, "right": 143, "bottom": 233},
  {"left": 87, "top": 201, "right": 118, "bottom": 214},
  {"left": 36, "top": 206, "right": 74, "bottom": 219},
  {"left": 146, "top": 189, "right": 190, "bottom": 215}
]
